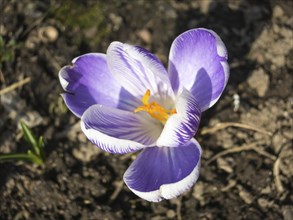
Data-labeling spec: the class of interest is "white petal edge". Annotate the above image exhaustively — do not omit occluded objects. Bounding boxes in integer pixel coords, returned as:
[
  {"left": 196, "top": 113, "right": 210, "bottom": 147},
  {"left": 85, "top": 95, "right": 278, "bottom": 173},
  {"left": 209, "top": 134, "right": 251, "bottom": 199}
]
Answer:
[
  {"left": 125, "top": 138, "right": 202, "bottom": 202},
  {"left": 59, "top": 53, "right": 104, "bottom": 91},
  {"left": 59, "top": 68, "right": 69, "bottom": 89},
  {"left": 198, "top": 28, "right": 228, "bottom": 59},
  {"left": 72, "top": 52, "right": 102, "bottom": 63},
  {"left": 221, "top": 60, "right": 230, "bottom": 87},
  {"left": 80, "top": 121, "right": 147, "bottom": 154}
]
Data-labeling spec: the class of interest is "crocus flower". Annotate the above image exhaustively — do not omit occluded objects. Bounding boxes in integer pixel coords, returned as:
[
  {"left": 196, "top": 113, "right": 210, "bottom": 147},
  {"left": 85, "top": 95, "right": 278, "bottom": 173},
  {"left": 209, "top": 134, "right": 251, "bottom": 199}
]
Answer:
[{"left": 59, "top": 28, "right": 229, "bottom": 202}]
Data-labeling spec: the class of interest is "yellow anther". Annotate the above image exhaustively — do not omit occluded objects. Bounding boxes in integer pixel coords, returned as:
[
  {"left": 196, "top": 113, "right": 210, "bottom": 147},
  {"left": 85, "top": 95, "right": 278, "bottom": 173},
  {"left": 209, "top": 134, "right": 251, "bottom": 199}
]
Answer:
[
  {"left": 142, "top": 89, "right": 151, "bottom": 105},
  {"left": 134, "top": 90, "right": 176, "bottom": 123}
]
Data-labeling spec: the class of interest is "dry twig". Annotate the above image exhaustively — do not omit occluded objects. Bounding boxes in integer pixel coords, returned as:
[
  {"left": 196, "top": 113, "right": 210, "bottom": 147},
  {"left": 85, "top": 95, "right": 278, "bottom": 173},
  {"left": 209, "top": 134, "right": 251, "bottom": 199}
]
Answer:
[
  {"left": 201, "top": 122, "right": 272, "bottom": 136},
  {"left": 176, "top": 198, "right": 182, "bottom": 220},
  {"left": 0, "top": 77, "right": 31, "bottom": 96},
  {"left": 273, "top": 158, "right": 284, "bottom": 193},
  {"left": 206, "top": 141, "right": 276, "bottom": 165},
  {"left": 110, "top": 180, "right": 124, "bottom": 201},
  {"left": 273, "top": 144, "right": 289, "bottom": 194}
]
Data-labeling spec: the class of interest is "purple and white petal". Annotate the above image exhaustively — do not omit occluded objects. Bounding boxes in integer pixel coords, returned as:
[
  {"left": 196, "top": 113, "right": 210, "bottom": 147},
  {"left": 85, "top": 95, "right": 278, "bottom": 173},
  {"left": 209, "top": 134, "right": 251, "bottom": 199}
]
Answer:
[
  {"left": 81, "top": 104, "right": 162, "bottom": 153},
  {"left": 156, "top": 89, "right": 201, "bottom": 147},
  {"left": 124, "top": 138, "right": 202, "bottom": 202},
  {"left": 59, "top": 53, "right": 140, "bottom": 117},
  {"left": 107, "top": 42, "right": 174, "bottom": 104},
  {"left": 168, "top": 28, "right": 229, "bottom": 111}
]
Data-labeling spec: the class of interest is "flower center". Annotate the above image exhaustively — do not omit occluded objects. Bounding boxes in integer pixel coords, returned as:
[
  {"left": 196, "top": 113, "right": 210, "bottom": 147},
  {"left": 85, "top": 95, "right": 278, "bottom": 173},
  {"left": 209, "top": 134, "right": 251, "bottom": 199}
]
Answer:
[{"left": 134, "top": 89, "right": 176, "bottom": 123}]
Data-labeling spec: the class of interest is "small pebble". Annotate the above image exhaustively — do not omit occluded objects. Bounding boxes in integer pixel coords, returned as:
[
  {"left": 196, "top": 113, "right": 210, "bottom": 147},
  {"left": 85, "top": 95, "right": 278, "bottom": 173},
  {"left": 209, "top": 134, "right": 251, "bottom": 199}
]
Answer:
[
  {"left": 166, "top": 210, "right": 176, "bottom": 219},
  {"left": 273, "top": 5, "right": 284, "bottom": 18},
  {"left": 217, "top": 158, "right": 233, "bottom": 173},
  {"left": 247, "top": 68, "right": 269, "bottom": 97},
  {"left": 38, "top": 26, "right": 58, "bottom": 43},
  {"left": 239, "top": 189, "right": 253, "bottom": 204},
  {"left": 137, "top": 29, "right": 152, "bottom": 44},
  {"left": 109, "top": 13, "right": 123, "bottom": 31},
  {"left": 257, "top": 198, "right": 270, "bottom": 208}
]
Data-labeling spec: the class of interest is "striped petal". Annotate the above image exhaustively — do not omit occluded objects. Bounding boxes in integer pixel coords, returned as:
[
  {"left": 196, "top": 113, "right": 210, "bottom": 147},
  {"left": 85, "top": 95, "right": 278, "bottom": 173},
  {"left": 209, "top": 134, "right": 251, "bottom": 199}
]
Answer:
[
  {"left": 107, "top": 42, "right": 174, "bottom": 105},
  {"left": 81, "top": 104, "right": 162, "bottom": 154},
  {"left": 124, "top": 138, "right": 202, "bottom": 202},
  {"left": 168, "top": 28, "right": 229, "bottom": 111},
  {"left": 59, "top": 53, "right": 139, "bottom": 118},
  {"left": 156, "top": 89, "right": 201, "bottom": 147}
]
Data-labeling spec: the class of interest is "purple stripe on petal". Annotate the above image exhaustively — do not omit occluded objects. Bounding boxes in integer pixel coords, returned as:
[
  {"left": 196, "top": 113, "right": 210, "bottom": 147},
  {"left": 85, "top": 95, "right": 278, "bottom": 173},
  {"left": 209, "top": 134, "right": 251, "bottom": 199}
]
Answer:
[
  {"left": 81, "top": 104, "right": 162, "bottom": 148},
  {"left": 81, "top": 121, "right": 145, "bottom": 154},
  {"left": 107, "top": 42, "right": 174, "bottom": 104},
  {"left": 59, "top": 53, "right": 140, "bottom": 117},
  {"left": 123, "top": 138, "right": 202, "bottom": 202},
  {"left": 156, "top": 89, "right": 201, "bottom": 147},
  {"left": 168, "top": 28, "right": 229, "bottom": 111}
]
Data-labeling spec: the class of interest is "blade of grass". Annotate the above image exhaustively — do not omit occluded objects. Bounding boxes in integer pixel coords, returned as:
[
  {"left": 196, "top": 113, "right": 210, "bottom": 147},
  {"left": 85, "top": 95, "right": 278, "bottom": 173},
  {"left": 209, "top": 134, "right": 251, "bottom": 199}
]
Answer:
[
  {"left": 0, "top": 153, "right": 43, "bottom": 165},
  {"left": 20, "top": 121, "right": 40, "bottom": 156}
]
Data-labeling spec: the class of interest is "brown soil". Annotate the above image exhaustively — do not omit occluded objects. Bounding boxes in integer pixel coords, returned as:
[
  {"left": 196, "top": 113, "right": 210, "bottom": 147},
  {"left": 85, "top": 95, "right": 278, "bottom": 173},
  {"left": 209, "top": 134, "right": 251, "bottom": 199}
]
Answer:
[{"left": 0, "top": 0, "right": 292, "bottom": 219}]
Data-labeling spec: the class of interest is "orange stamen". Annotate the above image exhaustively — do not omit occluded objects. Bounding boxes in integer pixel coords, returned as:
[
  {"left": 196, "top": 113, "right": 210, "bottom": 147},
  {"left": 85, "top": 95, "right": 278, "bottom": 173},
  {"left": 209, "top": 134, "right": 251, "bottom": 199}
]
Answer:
[{"left": 134, "top": 89, "right": 176, "bottom": 123}]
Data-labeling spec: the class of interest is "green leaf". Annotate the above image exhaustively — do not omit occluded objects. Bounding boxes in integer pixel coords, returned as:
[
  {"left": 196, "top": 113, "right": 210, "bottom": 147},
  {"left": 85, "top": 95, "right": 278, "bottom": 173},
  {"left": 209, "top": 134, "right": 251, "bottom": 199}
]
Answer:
[
  {"left": 38, "top": 136, "right": 44, "bottom": 149},
  {"left": 20, "top": 121, "right": 40, "bottom": 156},
  {"left": 0, "top": 122, "right": 45, "bottom": 166},
  {"left": 0, "top": 36, "right": 3, "bottom": 48},
  {"left": 38, "top": 136, "right": 45, "bottom": 159},
  {"left": 0, "top": 153, "right": 43, "bottom": 165}
]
